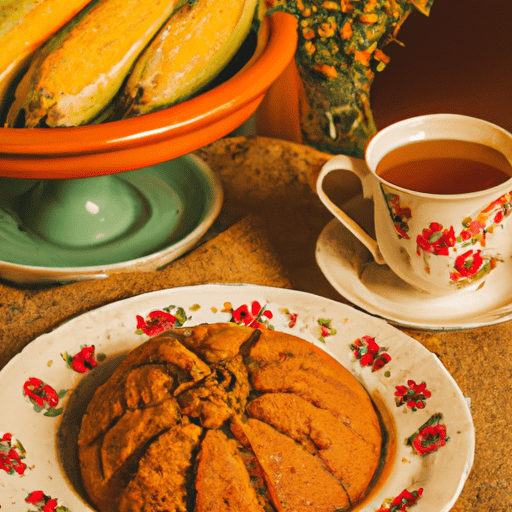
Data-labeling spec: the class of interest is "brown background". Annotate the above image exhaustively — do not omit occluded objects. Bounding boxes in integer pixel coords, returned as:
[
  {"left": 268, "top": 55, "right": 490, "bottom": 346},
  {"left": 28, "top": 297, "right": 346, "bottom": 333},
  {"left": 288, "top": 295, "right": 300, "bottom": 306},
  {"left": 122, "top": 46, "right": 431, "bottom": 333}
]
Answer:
[{"left": 372, "top": 0, "right": 512, "bottom": 133}]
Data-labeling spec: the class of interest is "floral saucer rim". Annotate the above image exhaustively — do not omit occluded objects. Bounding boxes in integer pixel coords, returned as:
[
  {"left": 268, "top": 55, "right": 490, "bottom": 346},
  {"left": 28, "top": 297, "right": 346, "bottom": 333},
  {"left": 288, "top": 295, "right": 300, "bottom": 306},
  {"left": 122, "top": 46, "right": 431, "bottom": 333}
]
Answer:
[{"left": 316, "top": 218, "right": 512, "bottom": 330}]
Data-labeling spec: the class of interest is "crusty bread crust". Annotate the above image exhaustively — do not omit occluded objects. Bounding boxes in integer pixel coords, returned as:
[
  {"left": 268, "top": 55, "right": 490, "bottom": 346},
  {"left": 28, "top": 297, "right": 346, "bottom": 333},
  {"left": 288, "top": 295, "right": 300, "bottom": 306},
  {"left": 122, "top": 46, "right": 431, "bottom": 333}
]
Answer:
[{"left": 78, "top": 323, "right": 382, "bottom": 511}]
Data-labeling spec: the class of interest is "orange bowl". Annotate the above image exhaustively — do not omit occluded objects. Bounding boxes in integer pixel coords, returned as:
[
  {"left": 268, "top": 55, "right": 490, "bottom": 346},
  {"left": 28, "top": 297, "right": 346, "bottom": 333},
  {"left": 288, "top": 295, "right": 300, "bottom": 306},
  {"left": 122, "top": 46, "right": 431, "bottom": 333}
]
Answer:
[{"left": 0, "top": 12, "right": 297, "bottom": 179}]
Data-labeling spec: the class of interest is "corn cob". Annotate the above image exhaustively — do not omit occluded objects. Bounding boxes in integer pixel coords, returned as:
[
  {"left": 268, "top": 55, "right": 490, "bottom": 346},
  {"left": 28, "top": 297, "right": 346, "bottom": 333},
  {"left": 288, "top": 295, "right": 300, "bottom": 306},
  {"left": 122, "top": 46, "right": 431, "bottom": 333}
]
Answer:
[
  {"left": 5, "top": 0, "right": 182, "bottom": 127},
  {"left": 266, "top": 0, "right": 435, "bottom": 157},
  {"left": 0, "top": 0, "right": 96, "bottom": 117},
  {"left": 109, "top": 0, "right": 259, "bottom": 119}
]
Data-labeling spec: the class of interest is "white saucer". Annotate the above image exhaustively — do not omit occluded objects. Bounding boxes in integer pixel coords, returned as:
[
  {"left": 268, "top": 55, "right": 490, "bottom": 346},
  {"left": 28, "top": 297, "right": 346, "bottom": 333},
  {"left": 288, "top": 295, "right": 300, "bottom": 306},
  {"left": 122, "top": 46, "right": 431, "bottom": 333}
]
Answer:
[{"left": 316, "top": 218, "right": 512, "bottom": 330}]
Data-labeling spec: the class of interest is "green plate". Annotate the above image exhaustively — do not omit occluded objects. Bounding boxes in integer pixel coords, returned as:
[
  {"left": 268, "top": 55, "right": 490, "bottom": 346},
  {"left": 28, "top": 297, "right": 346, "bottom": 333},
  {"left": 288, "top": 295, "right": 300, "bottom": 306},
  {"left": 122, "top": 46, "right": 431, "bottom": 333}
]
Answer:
[{"left": 0, "top": 155, "right": 222, "bottom": 284}]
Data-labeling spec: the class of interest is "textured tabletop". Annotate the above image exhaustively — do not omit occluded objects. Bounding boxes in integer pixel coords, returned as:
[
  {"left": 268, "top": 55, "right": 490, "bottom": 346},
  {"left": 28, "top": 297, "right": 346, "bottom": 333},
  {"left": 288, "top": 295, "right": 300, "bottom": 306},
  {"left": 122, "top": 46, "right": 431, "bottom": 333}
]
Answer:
[{"left": 1, "top": 136, "right": 509, "bottom": 511}]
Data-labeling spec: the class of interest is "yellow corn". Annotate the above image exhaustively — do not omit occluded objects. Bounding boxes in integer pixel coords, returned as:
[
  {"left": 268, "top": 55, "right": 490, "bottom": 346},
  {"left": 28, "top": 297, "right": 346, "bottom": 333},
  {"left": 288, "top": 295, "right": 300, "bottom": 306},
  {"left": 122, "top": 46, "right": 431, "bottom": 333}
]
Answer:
[
  {"left": 115, "top": 0, "right": 258, "bottom": 118},
  {"left": 0, "top": 0, "right": 95, "bottom": 115},
  {"left": 5, "top": 0, "right": 182, "bottom": 127}
]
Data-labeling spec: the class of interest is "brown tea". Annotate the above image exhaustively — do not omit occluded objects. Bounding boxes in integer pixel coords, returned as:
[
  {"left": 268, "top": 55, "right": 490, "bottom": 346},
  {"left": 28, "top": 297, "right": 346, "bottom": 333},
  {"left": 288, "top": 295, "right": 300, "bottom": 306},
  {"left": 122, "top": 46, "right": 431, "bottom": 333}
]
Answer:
[{"left": 376, "top": 139, "right": 512, "bottom": 194}]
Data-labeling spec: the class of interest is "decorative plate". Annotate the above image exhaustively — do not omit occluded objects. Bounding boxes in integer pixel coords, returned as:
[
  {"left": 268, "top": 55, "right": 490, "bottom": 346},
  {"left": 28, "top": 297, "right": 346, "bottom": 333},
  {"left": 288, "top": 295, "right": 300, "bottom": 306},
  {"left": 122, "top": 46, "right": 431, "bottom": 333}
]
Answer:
[{"left": 0, "top": 284, "right": 474, "bottom": 512}]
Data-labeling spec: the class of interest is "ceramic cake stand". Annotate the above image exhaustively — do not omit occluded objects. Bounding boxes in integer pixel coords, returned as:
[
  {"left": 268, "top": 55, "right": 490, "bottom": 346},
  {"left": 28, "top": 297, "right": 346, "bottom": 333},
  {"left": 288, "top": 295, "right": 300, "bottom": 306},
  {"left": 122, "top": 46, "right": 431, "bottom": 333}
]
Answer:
[
  {"left": 0, "top": 13, "right": 298, "bottom": 284},
  {"left": 0, "top": 154, "right": 225, "bottom": 282}
]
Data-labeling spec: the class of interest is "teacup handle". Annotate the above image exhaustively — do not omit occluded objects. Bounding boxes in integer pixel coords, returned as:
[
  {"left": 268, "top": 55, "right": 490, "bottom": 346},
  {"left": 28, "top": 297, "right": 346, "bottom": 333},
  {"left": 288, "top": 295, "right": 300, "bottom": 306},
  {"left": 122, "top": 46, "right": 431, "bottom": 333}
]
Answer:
[{"left": 316, "top": 155, "right": 385, "bottom": 264}]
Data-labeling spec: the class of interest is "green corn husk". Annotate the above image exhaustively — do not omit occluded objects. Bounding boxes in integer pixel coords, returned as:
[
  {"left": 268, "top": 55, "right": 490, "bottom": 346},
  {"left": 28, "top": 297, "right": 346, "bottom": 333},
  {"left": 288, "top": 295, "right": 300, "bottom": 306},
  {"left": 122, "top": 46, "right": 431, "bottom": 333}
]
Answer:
[{"left": 268, "top": 0, "right": 434, "bottom": 157}]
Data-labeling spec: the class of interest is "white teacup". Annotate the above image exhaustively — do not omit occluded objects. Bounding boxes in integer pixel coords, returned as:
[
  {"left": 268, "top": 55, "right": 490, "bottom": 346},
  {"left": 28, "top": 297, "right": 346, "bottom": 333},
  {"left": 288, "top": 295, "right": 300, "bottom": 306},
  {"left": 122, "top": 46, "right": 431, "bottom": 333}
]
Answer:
[{"left": 316, "top": 114, "right": 512, "bottom": 295}]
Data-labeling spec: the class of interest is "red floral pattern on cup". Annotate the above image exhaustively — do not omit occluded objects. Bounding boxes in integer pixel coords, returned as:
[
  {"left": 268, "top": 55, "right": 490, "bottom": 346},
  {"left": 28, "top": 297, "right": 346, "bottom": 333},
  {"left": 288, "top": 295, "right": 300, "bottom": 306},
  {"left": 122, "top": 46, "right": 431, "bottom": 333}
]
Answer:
[
  {"left": 458, "top": 218, "right": 487, "bottom": 247},
  {"left": 449, "top": 249, "right": 498, "bottom": 286},
  {"left": 25, "top": 490, "right": 70, "bottom": 512},
  {"left": 467, "top": 190, "right": 512, "bottom": 244},
  {"left": 384, "top": 192, "right": 412, "bottom": 240},
  {"left": 416, "top": 223, "right": 456, "bottom": 258},
  {"left": 0, "top": 433, "right": 27, "bottom": 476},
  {"left": 376, "top": 487, "right": 424, "bottom": 512},
  {"left": 454, "top": 249, "right": 483, "bottom": 276},
  {"left": 413, "top": 192, "right": 512, "bottom": 285},
  {"left": 350, "top": 335, "right": 391, "bottom": 372},
  {"left": 22, "top": 377, "right": 66, "bottom": 417},
  {"left": 407, "top": 413, "right": 449, "bottom": 456},
  {"left": 395, "top": 380, "right": 431, "bottom": 411}
]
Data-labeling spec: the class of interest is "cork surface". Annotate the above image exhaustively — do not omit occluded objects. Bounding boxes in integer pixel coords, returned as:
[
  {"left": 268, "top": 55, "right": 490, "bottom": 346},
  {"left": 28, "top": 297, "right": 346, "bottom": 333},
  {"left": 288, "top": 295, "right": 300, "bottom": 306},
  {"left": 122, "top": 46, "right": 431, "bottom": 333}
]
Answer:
[
  {"left": 1, "top": 136, "right": 509, "bottom": 511},
  {"left": 0, "top": 214, "right": 291, "bottom": 370},
  {"left": 198, "top": 137, "right": 512, "bottom": 512}
]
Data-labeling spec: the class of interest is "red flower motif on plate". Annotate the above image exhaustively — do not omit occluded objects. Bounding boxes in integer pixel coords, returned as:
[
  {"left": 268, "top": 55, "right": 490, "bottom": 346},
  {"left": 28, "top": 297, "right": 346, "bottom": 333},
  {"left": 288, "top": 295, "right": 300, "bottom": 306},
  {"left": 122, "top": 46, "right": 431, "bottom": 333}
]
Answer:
[
  {"left": 350, "top": 335, "right": 391, "bottom": 372},
  {"left": 407, "top": 413, "right": 450, "bottom": 456},
  {"left": 281, "top": 308, "right": 298, "bottom": 328},
  {"left": 231, "top": 301, "right": 273, "bottom": 329},
  {"left": 22, "top": 378, "right": 66, "bottom": 417},
  {"left": 376, "top": 487, "right": 424, "bottom": 512},
  {"left": 317, "top": 318, "right": 336, "bottom": 343},
  {"left": 395, "top": 379, "right": 431, "bottom": 411},
  {"left": 135, "top": 306, "right": 187, "bottom": 336},
  {"left": 0, "top": 432, "right": 27, "bottom": 476},
  {"left": 61, "top": 345, "right": 98, "bottom": 373},
  {"left": 25, "top": 490, "right": 70, "bottom": 512}
]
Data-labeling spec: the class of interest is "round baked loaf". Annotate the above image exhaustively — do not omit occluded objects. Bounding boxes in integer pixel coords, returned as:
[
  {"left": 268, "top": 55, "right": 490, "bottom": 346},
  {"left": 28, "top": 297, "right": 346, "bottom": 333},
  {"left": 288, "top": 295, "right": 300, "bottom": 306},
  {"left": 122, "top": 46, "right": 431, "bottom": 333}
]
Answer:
[{"left": 78, "top": 323, "right": 382, "bottom": 512}]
